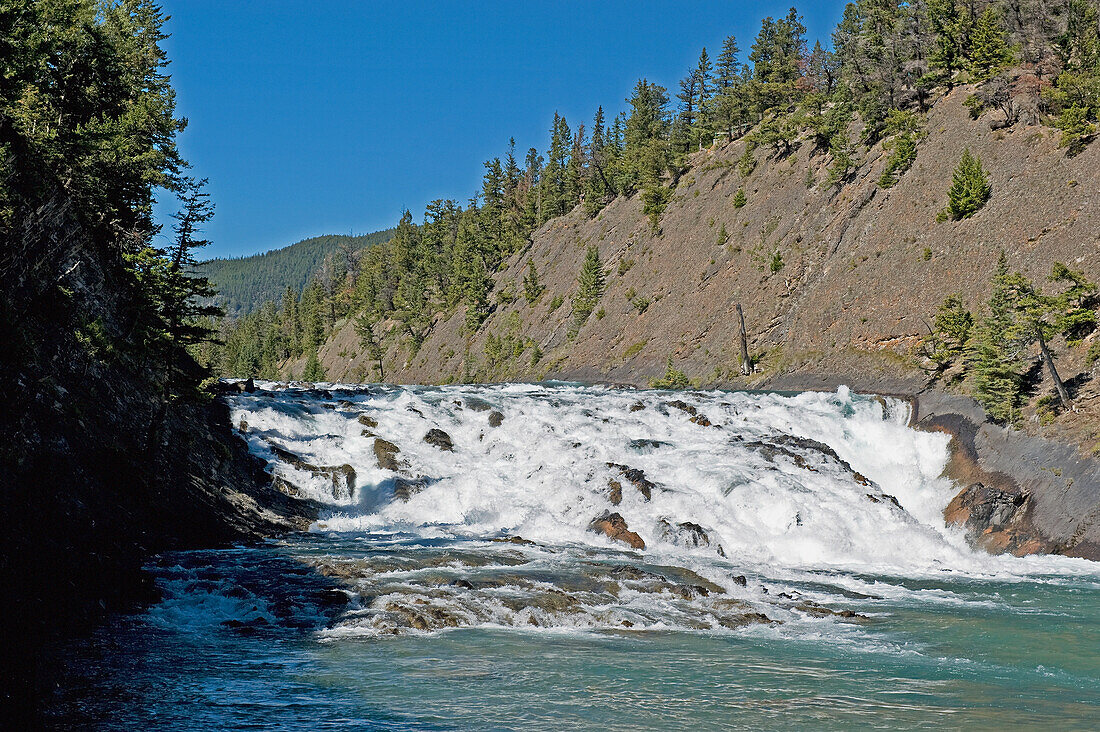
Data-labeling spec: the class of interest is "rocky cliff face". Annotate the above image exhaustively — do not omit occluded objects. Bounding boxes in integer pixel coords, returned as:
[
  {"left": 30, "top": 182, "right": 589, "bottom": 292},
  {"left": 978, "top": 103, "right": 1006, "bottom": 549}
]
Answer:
[
  {"left": 0, "top": 194, "right": 317, "bottom": 719},
  {"left": 297, "top": 85, "right": 1100, "bottom": 560}
]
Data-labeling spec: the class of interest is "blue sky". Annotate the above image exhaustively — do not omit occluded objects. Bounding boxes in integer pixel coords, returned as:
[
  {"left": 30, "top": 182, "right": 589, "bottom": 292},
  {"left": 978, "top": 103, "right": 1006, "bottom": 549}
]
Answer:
[{"left": 157, "top": 1, "right": 847, "bottom": 259}]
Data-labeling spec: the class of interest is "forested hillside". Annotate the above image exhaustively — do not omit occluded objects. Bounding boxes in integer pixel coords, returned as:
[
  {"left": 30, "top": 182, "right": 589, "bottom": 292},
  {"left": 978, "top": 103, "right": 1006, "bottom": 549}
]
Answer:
[
  {"left": 198, "top": 230, "right": 393, "bottom": 317},
  {"left": 215, "top": 0, "right": 1100, "bottom": 440},
  {"left": 0, "top": 1, "right": 310, "bottom": 710}
]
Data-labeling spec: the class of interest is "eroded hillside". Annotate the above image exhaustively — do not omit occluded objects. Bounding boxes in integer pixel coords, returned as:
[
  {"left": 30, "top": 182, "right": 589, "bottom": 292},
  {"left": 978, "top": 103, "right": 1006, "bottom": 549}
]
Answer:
[{"left": 303, "top": 87, "right": 1099, "bottom": 442}]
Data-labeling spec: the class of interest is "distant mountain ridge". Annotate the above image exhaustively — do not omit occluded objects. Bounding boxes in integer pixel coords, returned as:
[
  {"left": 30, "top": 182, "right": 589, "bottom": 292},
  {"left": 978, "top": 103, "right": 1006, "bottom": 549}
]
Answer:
[{"left": 199, "top": 230, "right": 393, "bottom": 317}]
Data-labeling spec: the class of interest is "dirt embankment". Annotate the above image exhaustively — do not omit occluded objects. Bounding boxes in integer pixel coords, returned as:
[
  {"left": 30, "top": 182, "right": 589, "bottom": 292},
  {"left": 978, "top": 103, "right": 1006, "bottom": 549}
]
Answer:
[{"left": 297, "top": 85, "right": 1100, "bottom": 559}]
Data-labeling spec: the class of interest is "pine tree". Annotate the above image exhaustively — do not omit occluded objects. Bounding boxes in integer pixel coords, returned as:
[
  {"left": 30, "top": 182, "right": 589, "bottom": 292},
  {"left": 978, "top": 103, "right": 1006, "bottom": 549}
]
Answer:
[
  {"left": 302, "top": 351, "right": 327, "bottom": 382},
  {"left": 969, "top": 8, "right": 1013, "bottom": 81},
  {"left": 464, "top": 254, "right": 492, "bottom": 331},
  {"left": 570, "top": 245, "right": 605, "bottom": 333},
  {"left": 944, "top": 148, "right": 991, "bottom": 220},
  {"left": 622, "top": 79, "right": 672, "bottom": 193},
  {"left": 523, "top": 259, "right": 544, "bottom": 304},
  {"left": 967, "top": 252, "right": 1025, "bottom": 422}
]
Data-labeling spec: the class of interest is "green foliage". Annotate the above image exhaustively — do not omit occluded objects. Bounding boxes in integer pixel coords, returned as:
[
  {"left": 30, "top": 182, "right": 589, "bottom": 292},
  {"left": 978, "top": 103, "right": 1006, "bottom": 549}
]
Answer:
[
  {"left": 523, "top": 259, "right": 545, "bottom": 304},
  {"left": 650, "top": 357, "right": 690, "bottom": 389},
  {"left": 737, "top": 144, "right": 757, "bottom": 177},
  {"left": 641, "top": 184, "right": 671, "bottom": 232},
  {"left": 925, "top": 293, "right": 973, "bottom": 371},
  {"left": 732, "top": 188, "right": 747, "bottom": 208},
  {"left": 717, "top": 222, "right": 729, "bottom": 243},
  {"left": 825, "top": 136, "right": 854, "bottom": 188},
  {"left": 962, "top": 254, "right": 1098, "bottom": 422},
  {"left": 968, "top": 8, "right": 1014, "bottom": 81},
  {"left": 197, "top": 231, "right": 393, "bottom": 318},
  {"left": 549, "top": 294, "right": 564, "bottom": 312},
  {"left": 570, "top": 245, "right": 605, "bottom": 334},
  {"left": 878, "top": 110, "right": 924, "bottom": 188},
  {"left": 302, "top": 352, "right": 327, "bottom": 382},
  {"left": 1054, "top": 104, "right": 1098, "bottom": 154},
  {"left": 944, "top": 149, "right": 991, "bottom": 220},
  {"left": 967, "top": 254, "right": 1025, "bottom": 422},
  {"left": 624, "top": 340, "right": 648, "bottom": 358},
  {"left": 769, "top": 250, "right": 785, "bottom": 273}
]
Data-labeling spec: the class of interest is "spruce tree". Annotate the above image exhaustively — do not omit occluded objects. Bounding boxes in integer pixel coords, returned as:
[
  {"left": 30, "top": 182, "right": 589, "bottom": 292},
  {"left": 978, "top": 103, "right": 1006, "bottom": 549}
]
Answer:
[
  {"left": 523, "top": 259, "right": 544, "bottom": 304},
  {"left": 969, "top": 8, "right": 1013, "bottom": 80},
  {"left": 302, "top": 351, "right": 327, "bottom": 382},
  {"left": 944, "top": 148, "right": 991, "bottom": 219},
  {"left": 967, "top": 252, "right": 1024, "bottom": 422},
  {"left": 570, "top": 245, "right": 605, "bottom": 333}
]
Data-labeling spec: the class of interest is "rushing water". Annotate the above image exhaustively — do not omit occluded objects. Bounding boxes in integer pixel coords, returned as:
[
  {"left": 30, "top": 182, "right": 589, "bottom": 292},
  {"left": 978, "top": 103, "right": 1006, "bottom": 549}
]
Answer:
[{"left": 48, "top": 383, "right": 1100, "bottom": 729}]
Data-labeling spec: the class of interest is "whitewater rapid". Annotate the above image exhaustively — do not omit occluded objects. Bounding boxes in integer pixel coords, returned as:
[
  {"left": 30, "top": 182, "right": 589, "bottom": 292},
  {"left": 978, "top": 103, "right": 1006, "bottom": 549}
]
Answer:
[{"left": 226, "top": 382, "right": 1097, "bottom": 638}]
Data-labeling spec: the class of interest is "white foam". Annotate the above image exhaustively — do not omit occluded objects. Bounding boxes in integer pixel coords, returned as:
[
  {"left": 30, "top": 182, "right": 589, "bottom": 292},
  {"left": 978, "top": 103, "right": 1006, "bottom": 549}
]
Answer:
[{"left": 230, "top": 383, "right": 1100, "bottom": 581}]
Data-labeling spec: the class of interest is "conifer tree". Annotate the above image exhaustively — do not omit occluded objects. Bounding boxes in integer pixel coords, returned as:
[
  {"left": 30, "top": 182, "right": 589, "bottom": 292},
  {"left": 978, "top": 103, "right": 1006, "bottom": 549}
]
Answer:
[
  {"left": 967, "top": 252, "right": 1025, "bottom": 422},
  {"left": 944, "top": 148, "right": 991, "bottom": 219},
  {"left": 302, "top": 351, "right": 327, "bottom": 382},
  {"left": 570, "top": 244, "right": 605, "bottom": 333},
  {"left": 623, "top": 79, "right": 672, "bottom": 193},
  {"left": 523, "top": 259, "right": 544, "bottom": 304},
  {"left": 969, "top": 8, "right": 1014, "bottom": 80}
]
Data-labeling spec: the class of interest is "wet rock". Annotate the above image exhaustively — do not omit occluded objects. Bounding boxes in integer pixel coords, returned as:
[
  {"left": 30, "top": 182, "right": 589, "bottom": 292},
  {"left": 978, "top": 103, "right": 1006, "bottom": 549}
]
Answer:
[
  {"left": 488, "top": 411, "right": 504, "bottom": 427},
  {"left": 689, "top": 414, "right": 713, "bottom": 427},
  {"left": 243, "top": 377, "right": 256, "bottom": 393},
  {"left": 588, "top": 511, "right": 645, "bottom": 549},
  {"left": 792, "top": 600, "right": 867, "bottom": 621},
  {"left": 330, "top": 464, "right": 356, "bottom": 501},
  {"left": 373, "top": 438, "right": 402, "bottom": 471},
  {"left": 465, "top": 397, "right": 492, "bottom": 412},
  {"left": 943, "top": 482, "right": 1046, "bottom": 555},
  {"left": 270, "top": 445, "right": 356, "bottom": 499},
  {"left": 629, "top": 401, "right": 646, "bottom": 412},
  {"left": 629, "top": 438, "right": 668, "bottom": 451},
  {"left": 273, "top": 476, "right": 301, "bottom": 497},
  {"left": 608, "top": 479, "right": 623, "bottom": 506},
  {"left": 731, "top": 574, "right": 747, "bottom": 587},
  {"left": 865, "top": 492, "right": 903, "bottom": 509},
  {"left": 666, "top": 400, "right": 697, "bottom": 416},
  {"left": 449, "top": 578, "right": 474, "bottom": 589},
  {"left": 490, "top": 535, "right": 536, "bottom": 546},
  {"left": 393, "top": 476, "right": 429, "bottom": 501},
  {"left": 607, "top": 463, "right": 657, "bottom": 501},
  {"left": 657, "top": 519, "right": 725, "bottom": 556},
  {"left": 238, "top": 420, "right": 248, "bottom": 432},
  {"left": 423, "top": 428, "right": 454, "bottom": 451},
  {"left": 358, "top": 414, "right": 378, "bottom": 428}
]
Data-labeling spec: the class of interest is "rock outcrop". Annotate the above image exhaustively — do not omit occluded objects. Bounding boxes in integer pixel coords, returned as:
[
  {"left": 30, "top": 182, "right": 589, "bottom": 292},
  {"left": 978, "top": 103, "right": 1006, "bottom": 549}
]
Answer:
[{"left": 588, "top": 512, "right": 646, "bottom": 549}]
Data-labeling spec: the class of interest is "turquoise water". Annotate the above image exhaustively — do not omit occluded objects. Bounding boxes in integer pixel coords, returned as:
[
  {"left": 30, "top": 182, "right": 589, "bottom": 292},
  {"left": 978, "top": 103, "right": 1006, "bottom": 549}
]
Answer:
[
  {"left": 44, "top": 385, "right": 1100, "bottom": 728},
  {"left": 48, "top": 535, "right": 1100, "bottom": 729}
]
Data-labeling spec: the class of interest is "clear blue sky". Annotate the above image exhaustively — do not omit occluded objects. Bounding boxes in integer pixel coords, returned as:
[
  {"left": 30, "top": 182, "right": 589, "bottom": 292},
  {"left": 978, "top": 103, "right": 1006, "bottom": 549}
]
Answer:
[{"left": 156, "top": 1, "right": 847, "bottom": 259}]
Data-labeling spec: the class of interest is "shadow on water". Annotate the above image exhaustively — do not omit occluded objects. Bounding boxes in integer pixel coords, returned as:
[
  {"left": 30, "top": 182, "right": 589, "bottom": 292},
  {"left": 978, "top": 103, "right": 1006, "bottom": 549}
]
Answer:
[{"left": 40, "top": 538, "right": 453, "bottom": 731}]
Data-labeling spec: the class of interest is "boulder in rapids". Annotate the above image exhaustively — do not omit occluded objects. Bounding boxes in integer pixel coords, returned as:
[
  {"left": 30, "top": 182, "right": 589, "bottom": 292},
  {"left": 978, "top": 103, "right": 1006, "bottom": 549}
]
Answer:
[
  {"left": 358, "top": 414, "right": 378, "bottom": 428},
  {"left": 269, "top": 445, "right": 356, "bottom": 500},
  {"left": 607, "top": 462, "right": 657, "bottom": 500},
  {"left": 588, "top": 511, "right": 645, "bottom": 549},
  {"left": 629, "top": 401, "right": 646, "bottom": 412},
  {"left": 666, "top": 400, "right": 697, "bottom": 416},
  {"left": 423, "top": 428, "right": 454, "bottom": 451},
  {"left": 657, "top": 519, "right": 726, "bottom": 556},
  {"left": 608, "top": 479, "right": 623, "bottom": 505},
  {"left": 944, "top": 482, "right": 1051, "bottom": 555},
  {"left": 374, "top": 438, "right": 402, "bottom": 471},
  {"left": 464, "top": 397, "right": 492, "bottom": 412},
  {"left": 392, "top": 476, "right": 430, "bottom": 501},
  {"left": 488, "top": 410, "right": 504, "bottom": 427}
]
